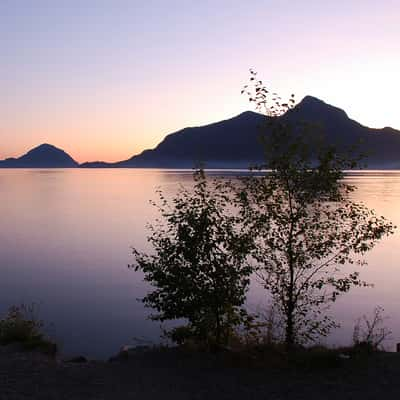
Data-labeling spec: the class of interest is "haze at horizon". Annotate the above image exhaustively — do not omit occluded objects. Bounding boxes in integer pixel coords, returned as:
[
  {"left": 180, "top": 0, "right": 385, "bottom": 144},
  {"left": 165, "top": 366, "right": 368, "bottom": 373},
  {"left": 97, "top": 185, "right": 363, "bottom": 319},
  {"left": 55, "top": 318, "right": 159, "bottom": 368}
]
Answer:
[{"left": 1, "top": 0, "right": 399, "bottom": 163}]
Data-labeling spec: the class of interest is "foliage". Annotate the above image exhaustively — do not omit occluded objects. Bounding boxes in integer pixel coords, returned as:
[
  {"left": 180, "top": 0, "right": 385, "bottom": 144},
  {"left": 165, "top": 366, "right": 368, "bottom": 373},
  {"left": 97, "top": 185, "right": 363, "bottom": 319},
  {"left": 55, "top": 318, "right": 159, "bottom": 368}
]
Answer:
[
  {"left": 352, "top": 306, "right": 392, "bottom": 352},
  {"left": 0, "top": 303, "right": 57, "bottom": 355},
  {"left": 131, "top": 170, "right": 253, "bottom": 349},
  {"left": 238, "top": 70, "right": 395, "bottom": 347}
]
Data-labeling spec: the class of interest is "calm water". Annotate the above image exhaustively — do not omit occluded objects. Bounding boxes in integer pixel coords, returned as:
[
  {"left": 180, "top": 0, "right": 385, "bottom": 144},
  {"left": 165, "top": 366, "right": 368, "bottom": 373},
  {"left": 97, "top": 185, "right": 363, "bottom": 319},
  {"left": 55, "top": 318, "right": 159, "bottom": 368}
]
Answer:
[{"left": 0, "top": 169, "right": 399, "bottom": 358}]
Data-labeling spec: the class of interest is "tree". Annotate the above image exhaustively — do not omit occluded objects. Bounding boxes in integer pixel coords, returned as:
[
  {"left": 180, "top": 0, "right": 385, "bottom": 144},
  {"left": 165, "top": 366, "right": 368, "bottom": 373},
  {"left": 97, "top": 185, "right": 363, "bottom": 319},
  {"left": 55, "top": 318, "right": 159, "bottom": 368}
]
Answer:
[
  {"left": 239, "top": 70, "right": 395, "bottom": 347},
  {"left": 131, "top": 170, "right": 252, "bottom": 348}
]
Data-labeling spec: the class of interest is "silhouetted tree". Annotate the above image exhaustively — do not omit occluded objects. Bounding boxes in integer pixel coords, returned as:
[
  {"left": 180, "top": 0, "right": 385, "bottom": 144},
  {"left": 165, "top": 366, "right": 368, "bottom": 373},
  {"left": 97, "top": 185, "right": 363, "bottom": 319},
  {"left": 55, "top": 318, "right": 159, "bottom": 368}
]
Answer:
[
  {"left": 131, "top": 170, "right": 252, "bottom": 348},
  {"left": 239, "top": 70, "right": 395, "bottom": 347}
]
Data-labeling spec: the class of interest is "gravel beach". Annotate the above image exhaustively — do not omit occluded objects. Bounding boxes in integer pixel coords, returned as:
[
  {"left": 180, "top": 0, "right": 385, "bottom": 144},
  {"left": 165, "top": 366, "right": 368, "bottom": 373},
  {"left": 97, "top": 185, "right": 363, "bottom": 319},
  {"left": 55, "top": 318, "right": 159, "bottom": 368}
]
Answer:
[{"left": 1, "top": 347, "right": 400, "bottom": 400}]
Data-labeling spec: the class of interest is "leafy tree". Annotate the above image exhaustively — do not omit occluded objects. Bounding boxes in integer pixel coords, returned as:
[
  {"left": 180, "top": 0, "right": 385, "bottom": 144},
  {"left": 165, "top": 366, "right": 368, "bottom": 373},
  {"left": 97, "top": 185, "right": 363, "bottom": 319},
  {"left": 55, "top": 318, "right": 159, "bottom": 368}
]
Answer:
[
  {"left": 239, "top": 70, "right": 395, "bottom": 347},
  {"left": 131, "top": 170, "right": 252, "bottom": 348}
]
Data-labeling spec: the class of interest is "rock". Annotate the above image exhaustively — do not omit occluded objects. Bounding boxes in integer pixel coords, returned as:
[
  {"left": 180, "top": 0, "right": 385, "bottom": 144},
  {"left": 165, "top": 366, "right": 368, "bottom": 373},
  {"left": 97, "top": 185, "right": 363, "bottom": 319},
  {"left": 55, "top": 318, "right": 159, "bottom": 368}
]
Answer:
[
  {"left": 108, "top": 345, "right": 152, "bottom": 362},
  {"left": 121, "top": 345, "right": 151, "bottom": 354}
]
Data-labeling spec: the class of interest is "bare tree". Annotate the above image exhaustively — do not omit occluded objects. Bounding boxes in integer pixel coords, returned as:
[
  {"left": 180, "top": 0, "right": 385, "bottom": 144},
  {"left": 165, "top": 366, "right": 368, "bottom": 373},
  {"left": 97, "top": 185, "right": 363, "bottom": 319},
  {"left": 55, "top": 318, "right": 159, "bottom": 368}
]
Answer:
[{"left": 353, "top": 306, "right": 392, "bottom": 350}]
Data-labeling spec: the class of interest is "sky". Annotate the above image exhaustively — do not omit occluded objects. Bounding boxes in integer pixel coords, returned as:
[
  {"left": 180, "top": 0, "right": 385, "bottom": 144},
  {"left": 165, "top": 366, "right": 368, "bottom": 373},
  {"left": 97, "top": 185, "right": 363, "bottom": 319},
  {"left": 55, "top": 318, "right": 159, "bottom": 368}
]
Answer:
[{"left": 1, "top": 0, "right": 399, "bottom": 163}]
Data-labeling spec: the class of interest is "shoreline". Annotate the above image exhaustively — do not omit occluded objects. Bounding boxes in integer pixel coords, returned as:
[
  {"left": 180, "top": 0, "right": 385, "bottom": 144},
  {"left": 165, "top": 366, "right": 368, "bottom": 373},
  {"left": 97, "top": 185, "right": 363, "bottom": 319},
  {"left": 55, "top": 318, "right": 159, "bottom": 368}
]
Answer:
[{"left": 1, "top": 345, "right": 400, "bottom": 399}]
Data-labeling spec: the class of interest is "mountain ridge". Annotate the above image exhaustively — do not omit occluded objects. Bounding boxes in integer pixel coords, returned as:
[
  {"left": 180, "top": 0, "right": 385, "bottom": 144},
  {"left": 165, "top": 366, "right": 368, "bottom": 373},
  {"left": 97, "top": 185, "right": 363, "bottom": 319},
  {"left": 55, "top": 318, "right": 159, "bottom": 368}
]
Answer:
[
  {"left": 1, "top": 96, "right": 400, "bottom": 169},
  {"left": 93, "top": 95, "right": 400, "bottom": 169}
]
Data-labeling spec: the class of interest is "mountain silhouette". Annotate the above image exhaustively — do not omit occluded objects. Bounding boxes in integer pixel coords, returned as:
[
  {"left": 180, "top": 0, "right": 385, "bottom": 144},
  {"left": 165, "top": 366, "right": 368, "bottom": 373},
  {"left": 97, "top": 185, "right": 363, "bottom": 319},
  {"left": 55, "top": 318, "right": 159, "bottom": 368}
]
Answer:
[
  {"left": 2, "top": 96, "right": 400, "bottom": 169},
  {"left": 0, "top": 144, "right": 78, "bottom": 168},
  {"left": 81, "top": 96, "right": 400, "bottom": 169},
  {"left": 113, "top": 110, "right": 266, "bottom": 168}
]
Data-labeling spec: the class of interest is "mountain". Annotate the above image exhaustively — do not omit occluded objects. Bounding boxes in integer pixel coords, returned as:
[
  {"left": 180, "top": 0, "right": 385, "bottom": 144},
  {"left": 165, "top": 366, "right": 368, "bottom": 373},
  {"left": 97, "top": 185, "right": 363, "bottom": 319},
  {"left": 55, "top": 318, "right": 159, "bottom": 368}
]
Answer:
[
  {"left": 0, "top": 144, "right": 78, "bottom": 168},
  {"left": 82, "top": 96, "right": 400, "bottom": 169},
  {"left": 3, "top": 97, "right": 400, "bottom": 169},
  {"left": 81, "top": 110, "right": 267, "bottom": 168},
  {"left": 117, "top": 110, "right": 266, "bottom": 168}
]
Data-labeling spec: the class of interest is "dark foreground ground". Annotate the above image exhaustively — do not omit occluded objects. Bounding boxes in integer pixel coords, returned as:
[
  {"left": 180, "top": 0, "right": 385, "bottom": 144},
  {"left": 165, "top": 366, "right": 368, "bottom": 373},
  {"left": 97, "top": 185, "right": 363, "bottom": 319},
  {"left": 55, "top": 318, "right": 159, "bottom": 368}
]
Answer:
[{"left": 1, "top": 346, "right": 400, "bottom": 400}]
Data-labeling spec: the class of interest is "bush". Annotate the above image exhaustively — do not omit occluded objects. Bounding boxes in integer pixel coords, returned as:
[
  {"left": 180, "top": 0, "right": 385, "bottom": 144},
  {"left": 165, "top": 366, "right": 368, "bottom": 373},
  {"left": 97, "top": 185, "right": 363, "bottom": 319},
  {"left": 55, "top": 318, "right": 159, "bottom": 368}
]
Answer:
[
  {"left": 352, "top": 306, "right": 392, "bottom": 352},
  {"left": 0, "top": 304, "right": 57, "bottom": 355}
]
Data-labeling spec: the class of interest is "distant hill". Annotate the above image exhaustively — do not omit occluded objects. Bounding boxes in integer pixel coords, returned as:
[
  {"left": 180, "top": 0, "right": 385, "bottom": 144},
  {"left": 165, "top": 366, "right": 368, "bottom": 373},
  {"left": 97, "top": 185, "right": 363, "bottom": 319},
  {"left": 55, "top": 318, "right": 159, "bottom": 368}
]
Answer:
[
  {"left": 3, "top": 96, "right": 400, "bottom": 169},
  {"left": 0, "top": 144, "right": 78, "bottom": 168},
  {"left": 81, "top": 96, "right": 400, "bottom": 169},
  {"left": 80, "top": 110, "right": 267, "bottom": 169}
]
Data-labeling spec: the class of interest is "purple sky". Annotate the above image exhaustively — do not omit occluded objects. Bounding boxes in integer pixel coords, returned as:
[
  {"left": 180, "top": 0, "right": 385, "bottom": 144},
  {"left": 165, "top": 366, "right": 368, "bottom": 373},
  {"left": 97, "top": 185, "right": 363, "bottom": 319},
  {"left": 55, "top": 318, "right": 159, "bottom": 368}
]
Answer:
[{"left": 1, "top": 0, "right": 399, "bottom": 162}]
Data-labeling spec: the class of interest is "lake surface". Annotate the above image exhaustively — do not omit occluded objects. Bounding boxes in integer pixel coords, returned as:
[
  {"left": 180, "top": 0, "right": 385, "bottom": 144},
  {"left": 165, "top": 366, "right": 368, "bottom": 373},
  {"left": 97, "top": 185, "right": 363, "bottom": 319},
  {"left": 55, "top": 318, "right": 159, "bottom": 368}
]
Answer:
[{"left": 1, "top": 169, "right": 399, "bottom": 358}]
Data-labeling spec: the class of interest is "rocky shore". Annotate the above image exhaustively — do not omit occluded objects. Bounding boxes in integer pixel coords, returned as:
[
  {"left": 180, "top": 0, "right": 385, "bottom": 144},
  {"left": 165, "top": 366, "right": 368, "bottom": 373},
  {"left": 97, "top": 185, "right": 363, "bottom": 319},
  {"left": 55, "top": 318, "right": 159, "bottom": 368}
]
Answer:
[{"left": 1, "top": 345, "right": 400, "bottom": 399}]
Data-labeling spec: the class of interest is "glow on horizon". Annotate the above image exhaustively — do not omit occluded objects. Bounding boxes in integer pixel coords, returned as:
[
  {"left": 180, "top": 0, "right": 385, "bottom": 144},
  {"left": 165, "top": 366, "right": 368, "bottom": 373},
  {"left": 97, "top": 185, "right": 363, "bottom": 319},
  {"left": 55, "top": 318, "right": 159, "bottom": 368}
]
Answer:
[{"left": 1, "top": 0, "right": 399, "bottom": 163}]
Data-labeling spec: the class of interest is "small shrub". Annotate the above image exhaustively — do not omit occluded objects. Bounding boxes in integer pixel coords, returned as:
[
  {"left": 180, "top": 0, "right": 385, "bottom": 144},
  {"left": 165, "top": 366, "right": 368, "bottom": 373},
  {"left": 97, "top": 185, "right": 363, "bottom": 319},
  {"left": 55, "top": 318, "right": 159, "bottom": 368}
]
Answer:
[
  {"left": 352, "top": 306, "right": 392, "bottom": 352},
  {"left": 0, "top": 304, "right": 57, "bottom": 355}
]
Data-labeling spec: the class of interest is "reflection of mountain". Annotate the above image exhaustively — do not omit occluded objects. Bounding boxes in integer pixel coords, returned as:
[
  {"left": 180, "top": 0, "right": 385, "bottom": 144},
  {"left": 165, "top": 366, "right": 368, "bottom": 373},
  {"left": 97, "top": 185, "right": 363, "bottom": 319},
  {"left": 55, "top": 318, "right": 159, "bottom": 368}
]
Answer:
[
  {"left": 81, "top": 96, "right": 400, "bottom": 169},
  {"left": 0, "top": 144, "right": 78, "bottom": 168}
]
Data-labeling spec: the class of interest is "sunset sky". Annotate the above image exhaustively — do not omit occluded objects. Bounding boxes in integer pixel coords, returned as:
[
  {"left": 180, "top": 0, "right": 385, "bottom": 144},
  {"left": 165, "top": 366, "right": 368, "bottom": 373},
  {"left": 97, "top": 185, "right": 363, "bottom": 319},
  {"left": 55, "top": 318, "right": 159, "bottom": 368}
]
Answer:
[{"left": 1, "top": 0, "right": 399, "bottom": 163}]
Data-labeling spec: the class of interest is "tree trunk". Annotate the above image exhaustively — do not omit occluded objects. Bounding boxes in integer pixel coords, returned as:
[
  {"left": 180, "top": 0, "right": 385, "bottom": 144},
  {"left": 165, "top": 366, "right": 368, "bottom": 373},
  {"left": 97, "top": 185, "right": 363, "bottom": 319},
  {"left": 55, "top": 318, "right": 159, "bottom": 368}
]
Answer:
[
  {"left": 285, "top": 303, "right": 295, "bottom": 350},
  {"left": 215, "top": 309, "right": 221, "bottom": 348}
]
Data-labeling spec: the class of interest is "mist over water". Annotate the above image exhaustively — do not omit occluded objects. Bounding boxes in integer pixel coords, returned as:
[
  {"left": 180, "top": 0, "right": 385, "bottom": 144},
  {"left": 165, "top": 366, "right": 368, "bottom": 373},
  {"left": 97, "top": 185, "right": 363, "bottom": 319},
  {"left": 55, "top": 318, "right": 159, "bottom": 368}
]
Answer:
[{"left": 0, "top": 169, "right": 399, "bottom": 358}]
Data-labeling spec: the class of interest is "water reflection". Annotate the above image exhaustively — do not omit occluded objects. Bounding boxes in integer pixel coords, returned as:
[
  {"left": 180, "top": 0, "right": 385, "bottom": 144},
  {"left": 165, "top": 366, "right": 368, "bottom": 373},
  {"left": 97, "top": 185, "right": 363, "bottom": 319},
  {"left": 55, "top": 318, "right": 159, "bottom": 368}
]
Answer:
[{"left": 0, "top": 169, "right": 399, "bottom": 357}]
